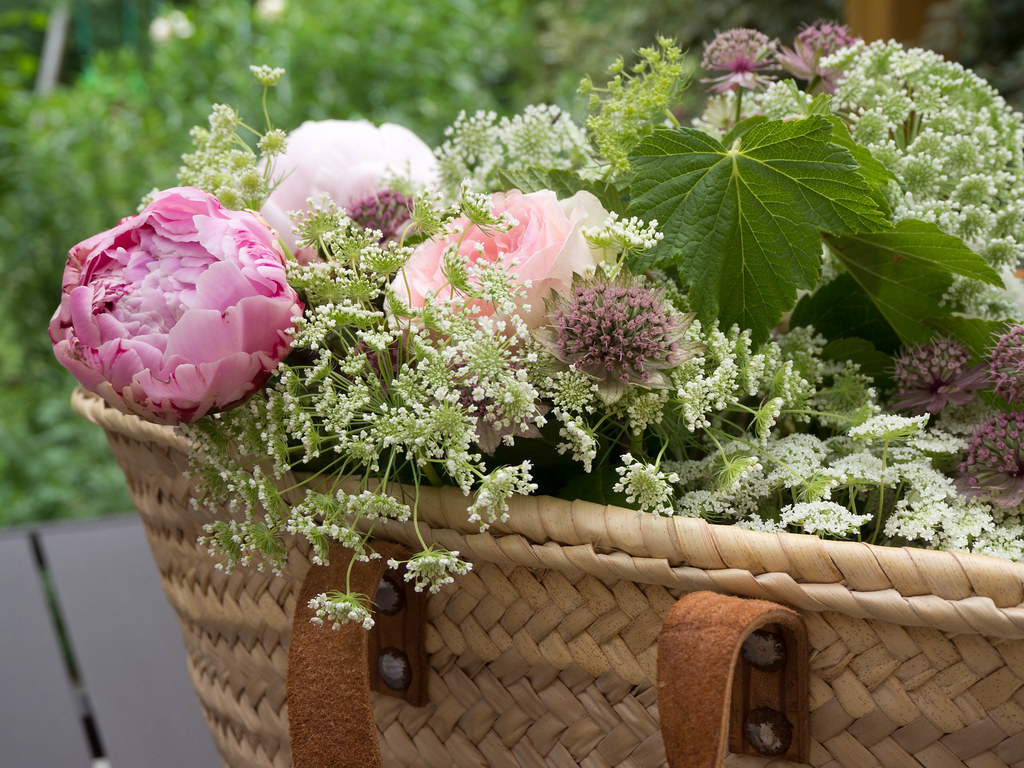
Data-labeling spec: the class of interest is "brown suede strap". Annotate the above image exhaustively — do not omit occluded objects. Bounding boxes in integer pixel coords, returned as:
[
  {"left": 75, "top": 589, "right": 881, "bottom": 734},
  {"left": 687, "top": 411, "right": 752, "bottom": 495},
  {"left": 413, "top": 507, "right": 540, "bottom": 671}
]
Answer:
[
  {"left": 657, "top": 590, "right": 809, "bottom": 768},
  {"left": 287, "top": 542, "right": 405, "bottom": 768}
]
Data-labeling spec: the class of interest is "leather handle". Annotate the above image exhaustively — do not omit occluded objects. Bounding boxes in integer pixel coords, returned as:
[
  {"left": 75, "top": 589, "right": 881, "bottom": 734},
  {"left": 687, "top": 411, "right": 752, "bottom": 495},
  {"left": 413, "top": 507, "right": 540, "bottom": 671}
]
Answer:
[
  {"left": 287, "top": 542, "right": 408, "bottom": 768},
  {"left": 657, "top": 591, "right": 809, "bottom": 768}
]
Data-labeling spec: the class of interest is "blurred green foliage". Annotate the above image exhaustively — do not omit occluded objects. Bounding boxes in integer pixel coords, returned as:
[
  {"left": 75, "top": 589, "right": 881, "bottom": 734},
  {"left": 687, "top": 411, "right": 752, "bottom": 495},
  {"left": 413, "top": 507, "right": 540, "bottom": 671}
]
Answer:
[
  {"left": 921, "top": 0, "right": 1024, "bottom": 113},
  {"left": 0, "top": 0, "right": 856, "bottom": 526}
]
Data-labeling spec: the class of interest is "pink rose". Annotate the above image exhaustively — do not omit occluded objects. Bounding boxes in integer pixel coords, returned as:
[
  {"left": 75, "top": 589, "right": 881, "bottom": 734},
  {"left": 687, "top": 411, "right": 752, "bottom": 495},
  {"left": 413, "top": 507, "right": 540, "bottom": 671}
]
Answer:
[
  {"left": 393, "top": 189, "right": 610, "bottom": 327},
  {"left": 50, "top": 187, "right": 302, "bottom": 424},
  {"left": 261, "top": 119, "right": 438, "bottom": 257}
]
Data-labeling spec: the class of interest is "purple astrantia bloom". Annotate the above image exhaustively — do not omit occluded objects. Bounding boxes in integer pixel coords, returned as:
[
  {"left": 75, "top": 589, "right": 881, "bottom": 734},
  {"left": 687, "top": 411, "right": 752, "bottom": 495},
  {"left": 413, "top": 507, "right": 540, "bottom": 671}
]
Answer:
[
  {"left": 990, "top": 324, "right": 1024, "bottom": 403},
  {"left": 961, "top": 411, "right": 1024, "bottom": 507},
  {"left": 891, "top": 338, "right": 988, "bottom": 414},
  {"left": 348, "top": 189, "right": 414, "bottom": 243},
  {"left": 775, "top": 21, "right": 860, "bottom": 93},
  {"left": 701, "top": 28, "right": 779, "bottom": 94},
  {"left": 535, "top": 272, "right": 703, "bottom": 403}
]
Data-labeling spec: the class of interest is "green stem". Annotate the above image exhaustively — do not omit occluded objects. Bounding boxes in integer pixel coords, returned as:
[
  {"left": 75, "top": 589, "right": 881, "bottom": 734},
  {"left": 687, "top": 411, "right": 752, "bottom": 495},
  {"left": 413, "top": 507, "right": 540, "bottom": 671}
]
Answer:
[
  {"left": 870, "top": 439, "right": 889, "bottom": 545},
  {"left": 734, "top": 87, "right": 744, "bottom": 127},
  {"left": 421, "top": 461, "right": 443, "bottom": 487},
  {"left": 411, "top": 481, "right": 431, "bottom": 553},
  {"left": 261, "top": 84, "right": 273, "bottom": 132}
]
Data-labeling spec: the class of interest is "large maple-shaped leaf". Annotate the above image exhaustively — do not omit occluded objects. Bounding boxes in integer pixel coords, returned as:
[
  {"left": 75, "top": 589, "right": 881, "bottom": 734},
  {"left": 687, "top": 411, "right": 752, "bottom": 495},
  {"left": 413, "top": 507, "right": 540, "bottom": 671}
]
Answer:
[
  {"left": 628, "top": 116, "right": 889, "bottom": 343},
  {"left": 825, "top": 220, "right": 1003, "bottom": 347}
]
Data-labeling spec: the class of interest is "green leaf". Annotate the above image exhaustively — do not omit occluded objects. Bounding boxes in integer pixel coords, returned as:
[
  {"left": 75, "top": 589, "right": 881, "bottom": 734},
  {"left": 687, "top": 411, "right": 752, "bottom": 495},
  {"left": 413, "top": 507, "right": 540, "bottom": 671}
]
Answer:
[
  {"left": 721, "top": 115, "right": 769, "bottom": 147},
  {"left": 825, "top": 219, "right": 1003, "bottom": 347},
  {"left": 790, "top": 272, "right": 901, "bottom": 354},
  {"left": 824, "top": 116, "right": 897, "bottom": 218},
  {"left": 821, "top": 337, "right": 894, "bottom": 380},
  {"left": 496, "top": 167, "right": 624, "bottom": 212},
  {"left": 628, "top": 117, "right": 889, "bottom": 344},
  {"left": 556, "top": 464, "right": 631, "bottom": 508}
]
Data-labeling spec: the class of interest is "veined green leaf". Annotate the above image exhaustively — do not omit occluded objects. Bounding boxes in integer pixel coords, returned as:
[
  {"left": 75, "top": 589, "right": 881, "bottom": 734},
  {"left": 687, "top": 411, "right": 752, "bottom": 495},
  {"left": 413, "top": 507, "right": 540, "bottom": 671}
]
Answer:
[
  {"left": 628, "top": 116, "right": 889, "bottom": 344},
  {"left": 790, "top": 272, "right": 901, "bottom": 354},
  {"left": 821, "top": 337, "right": 894, "bottom": 380},
  {"left": 825, "top": 219, "right": 1002, "bottom": 347},
  {"left": 824, "top": 116, "right": 897, "bottom": 218},
  {"left": 496, "top": 167, "right": 624, "bottom": 212}
]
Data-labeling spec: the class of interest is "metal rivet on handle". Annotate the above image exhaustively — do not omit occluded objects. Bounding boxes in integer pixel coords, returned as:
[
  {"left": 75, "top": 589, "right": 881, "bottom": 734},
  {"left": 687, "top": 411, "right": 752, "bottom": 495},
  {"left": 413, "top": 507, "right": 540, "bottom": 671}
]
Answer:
[
  {"left": 741, "top": 629, "right": 787, "bottom": 672},
  {"left": 378, "top": 647, "right": 412, "bottom": 690},
  {"left": 373, "top": 574, "right": 404, "bottom": 615},
  {"left": 744, "top": 707, "right": 793, "bottom": 757}
]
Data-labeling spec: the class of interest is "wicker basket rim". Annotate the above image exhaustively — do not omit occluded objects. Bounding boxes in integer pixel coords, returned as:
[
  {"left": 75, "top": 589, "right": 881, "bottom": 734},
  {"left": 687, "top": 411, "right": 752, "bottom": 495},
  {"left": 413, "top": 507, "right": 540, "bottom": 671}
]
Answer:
[{"left": 73, "top": 386, "right": 1024, "bottom": 630}]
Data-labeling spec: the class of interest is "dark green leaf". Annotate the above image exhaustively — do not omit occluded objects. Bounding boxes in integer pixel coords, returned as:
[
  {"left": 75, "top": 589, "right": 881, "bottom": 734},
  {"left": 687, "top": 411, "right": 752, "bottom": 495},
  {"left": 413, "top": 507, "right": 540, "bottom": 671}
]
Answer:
[
  {"left": 556, "top": 464, "right": 632, "bottom": 508},
  {"left": 496, "top": 167, "right": 624, "bottom": 212},
  {"left": 628, "top": 117, "right": 889, "bottom": 344},
  {"left": 824, "top": 116, "right": 897, "bottom": 218},
  {"left": 806, "top": 93, "right": 835, "bottom": 116},
  {"left": 825, "top": 219, "right": 1002, "bottom": 347},
  {"left": 821, "top": 337, "right": 894, "bottom": 380},
  {"left": 790, "top": 272, "right": 901, "bottom": 354},
  {"left": 721, "top": 115, "right": 769, "bottom": 147}
]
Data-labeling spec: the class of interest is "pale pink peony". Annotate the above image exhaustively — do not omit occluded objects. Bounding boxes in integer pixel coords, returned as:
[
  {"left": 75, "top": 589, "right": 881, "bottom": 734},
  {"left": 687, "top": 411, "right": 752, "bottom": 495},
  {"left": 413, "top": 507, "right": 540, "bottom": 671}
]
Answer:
[
  {"left": 393, "top": 189, "right": 610, "bottom": 328},
  {"left": 50, "top": 187, "right": 302, "bottom": 424},
  {"left": 261, "top": 119, "right": 438, "bottom": 257}
]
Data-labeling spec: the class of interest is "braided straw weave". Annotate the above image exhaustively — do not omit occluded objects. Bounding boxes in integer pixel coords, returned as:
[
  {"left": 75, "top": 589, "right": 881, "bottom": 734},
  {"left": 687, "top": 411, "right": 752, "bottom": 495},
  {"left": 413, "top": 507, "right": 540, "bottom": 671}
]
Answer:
[{"left": 72, "top": 388, "right": 1024, "bottom": 768}]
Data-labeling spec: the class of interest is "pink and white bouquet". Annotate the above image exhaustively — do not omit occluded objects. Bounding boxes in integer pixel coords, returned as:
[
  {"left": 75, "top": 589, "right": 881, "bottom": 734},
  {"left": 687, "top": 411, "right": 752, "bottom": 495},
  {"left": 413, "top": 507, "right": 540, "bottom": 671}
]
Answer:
[{"left": 51, "top": 30, "right": 1024, "bottom": 627}]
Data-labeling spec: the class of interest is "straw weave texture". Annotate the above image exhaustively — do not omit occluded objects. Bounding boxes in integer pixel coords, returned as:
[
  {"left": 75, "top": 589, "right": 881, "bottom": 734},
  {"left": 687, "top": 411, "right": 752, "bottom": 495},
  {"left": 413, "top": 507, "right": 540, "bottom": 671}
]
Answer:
[{"left": 72, "top": 388, "right": 1024, "bottom": 768}]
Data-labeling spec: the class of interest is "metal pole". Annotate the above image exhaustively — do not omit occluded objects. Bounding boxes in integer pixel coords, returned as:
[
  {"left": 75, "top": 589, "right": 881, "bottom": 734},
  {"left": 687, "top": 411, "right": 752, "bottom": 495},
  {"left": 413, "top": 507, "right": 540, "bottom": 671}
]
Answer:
[{"left": 35, "top": 5, "right": 72, "bottom": 95}]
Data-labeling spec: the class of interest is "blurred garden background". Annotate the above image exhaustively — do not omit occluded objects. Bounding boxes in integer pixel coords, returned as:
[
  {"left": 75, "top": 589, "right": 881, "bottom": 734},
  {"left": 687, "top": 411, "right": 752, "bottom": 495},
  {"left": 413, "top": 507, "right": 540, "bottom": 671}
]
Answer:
[{"left": 3, "top": 0, "right": 1023, "bottom": 527}]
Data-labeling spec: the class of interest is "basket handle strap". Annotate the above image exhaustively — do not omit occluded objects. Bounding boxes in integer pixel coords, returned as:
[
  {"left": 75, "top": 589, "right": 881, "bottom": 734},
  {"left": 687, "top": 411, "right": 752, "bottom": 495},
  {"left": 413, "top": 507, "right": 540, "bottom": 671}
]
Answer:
[
  {"left": 287, "top": 541, "right": 406, "bottom": 768},
  {"left": 657, "top": 591, "right": 809, "bottom": 767}
]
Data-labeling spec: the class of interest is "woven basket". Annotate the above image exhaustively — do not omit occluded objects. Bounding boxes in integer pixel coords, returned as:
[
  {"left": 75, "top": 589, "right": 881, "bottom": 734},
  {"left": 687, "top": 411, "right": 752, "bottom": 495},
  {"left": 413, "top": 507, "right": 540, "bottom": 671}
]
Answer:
[{"left": 72, "top": 387, "right": 1024, "bottom": 768}]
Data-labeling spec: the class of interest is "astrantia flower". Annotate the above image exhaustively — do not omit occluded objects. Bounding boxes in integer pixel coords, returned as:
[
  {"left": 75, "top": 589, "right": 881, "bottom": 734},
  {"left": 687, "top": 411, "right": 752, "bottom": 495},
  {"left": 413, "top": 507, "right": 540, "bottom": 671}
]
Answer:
[
  {"left": 701, "top": 28, "right": 778, "bottom": 94},
  {"left": 990, "top": 324, "right": 1024, "bottom": 403},
  {"left": 961, "top": 412, "right": 1024, "bottom": 507},
  {"left": 347, "top": 189, "right": 414, "bottom": 243},
  {"left": 535, "top": 271, "right": 702, "bottom": 403},
  {"left": 775, "top": 21, "right": 859, "bottom": 93},
  {"left": 892, "top": 338, "right": 988, "bottom": 414}
]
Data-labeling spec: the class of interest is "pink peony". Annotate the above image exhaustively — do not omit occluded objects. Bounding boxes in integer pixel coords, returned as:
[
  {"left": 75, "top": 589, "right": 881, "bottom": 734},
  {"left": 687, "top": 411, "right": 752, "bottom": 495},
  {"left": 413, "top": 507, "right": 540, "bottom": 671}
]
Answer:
[
  {"left": 50, "top": 187, "right": 302, "bottom": 424},
  {"left": 393, "top": 189, "right": 610, "bottom": 328},
  {"left": 261, "top": 119, "right": 438, "bottom": 257}
]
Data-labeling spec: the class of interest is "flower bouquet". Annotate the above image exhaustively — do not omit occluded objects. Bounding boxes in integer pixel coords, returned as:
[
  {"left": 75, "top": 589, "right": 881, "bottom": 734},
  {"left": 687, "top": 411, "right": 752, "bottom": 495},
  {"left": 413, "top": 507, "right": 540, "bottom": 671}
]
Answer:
[{"left": 57, "top": 26, "right": 1024, "bottom": 768}]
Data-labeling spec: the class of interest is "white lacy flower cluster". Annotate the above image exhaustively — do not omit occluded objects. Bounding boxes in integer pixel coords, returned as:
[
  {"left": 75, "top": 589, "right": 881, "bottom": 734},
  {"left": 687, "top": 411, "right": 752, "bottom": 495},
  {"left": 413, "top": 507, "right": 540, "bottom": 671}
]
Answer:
[
  {"left": 389, "top": 549, "right": 473, "bottom": 594},
  {"left": 664, "top": 410, "right": 1016, "bottom": 557},
  {"left": 670, "top": 321, "right": 828, "bottom": 433},
  {"left": 308, "top": 592, "right": 375, "bottom": 631},
  {"left": 187, "top": 192, "right": 549, "bottom": 627},
  {"left": 536, "top": 319, "right": 877, "bottom": 518},
  {"left": 582, "top": 213, "right": 664, "bottom": 259},
  {"left": 763, "top": 40, "right": 1024, "bottom": 316},
  {"left": 176, "top": 67, "right": 288, "bottom": 210},
  {"left": 613, "top": 454, "right": 680, "bottom": 515},
  {"left": 435, "top": 104, "right": 591, "bottom": 195}
]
